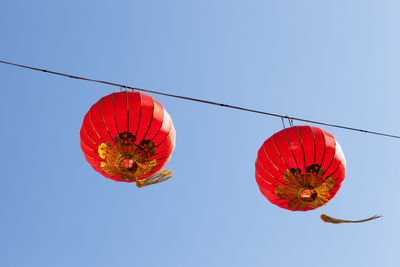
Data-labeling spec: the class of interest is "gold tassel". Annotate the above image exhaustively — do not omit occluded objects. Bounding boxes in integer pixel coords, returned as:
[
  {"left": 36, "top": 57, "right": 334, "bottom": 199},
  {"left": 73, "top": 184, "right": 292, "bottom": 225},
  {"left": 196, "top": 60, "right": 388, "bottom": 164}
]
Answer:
[
  {"left": 136, "top": 169, "right": 173, "bottom": 188},
  {"left": 320, "top": 213, "right": 381, "bottom": 224}
]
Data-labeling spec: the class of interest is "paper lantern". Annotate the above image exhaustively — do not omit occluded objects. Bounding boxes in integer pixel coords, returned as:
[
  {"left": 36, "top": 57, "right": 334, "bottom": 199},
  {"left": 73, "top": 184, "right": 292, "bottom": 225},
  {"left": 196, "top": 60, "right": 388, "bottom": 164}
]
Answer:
[
  {"left": 80, "top": 91, "right": 176, "bottom": 187},
  {"left": 255, "top": 125, "right": 346, "bottom": 211}
]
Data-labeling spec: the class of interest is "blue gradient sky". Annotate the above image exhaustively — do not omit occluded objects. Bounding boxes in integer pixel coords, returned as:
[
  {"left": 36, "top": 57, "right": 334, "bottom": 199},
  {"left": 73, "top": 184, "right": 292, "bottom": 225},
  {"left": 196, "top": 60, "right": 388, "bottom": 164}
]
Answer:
[{"left": 1, "top": 1, "right": 400, "bottom": 266}]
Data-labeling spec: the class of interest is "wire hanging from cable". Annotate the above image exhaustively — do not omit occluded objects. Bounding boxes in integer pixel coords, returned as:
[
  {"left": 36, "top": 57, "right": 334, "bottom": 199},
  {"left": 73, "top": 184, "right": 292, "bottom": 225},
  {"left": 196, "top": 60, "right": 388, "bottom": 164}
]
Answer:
[{"left": 1, "top": 59, "right": 399, "bottom": 139}]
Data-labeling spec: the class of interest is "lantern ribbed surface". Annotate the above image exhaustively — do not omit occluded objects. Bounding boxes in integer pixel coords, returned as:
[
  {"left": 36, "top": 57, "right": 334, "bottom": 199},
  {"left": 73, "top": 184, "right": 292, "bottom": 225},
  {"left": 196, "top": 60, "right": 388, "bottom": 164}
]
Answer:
[
  {"left": 80, "top": 91, "right": 176, "bottom": 185},
  {"left": 255, "top": 126, "right": 346, "bottom": 211}
]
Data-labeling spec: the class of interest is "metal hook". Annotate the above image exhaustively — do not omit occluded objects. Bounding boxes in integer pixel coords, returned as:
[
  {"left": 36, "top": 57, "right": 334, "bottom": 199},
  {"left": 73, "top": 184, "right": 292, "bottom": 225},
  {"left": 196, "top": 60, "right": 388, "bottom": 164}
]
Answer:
[
  {"left": 289, "top": 117, "right": 294, "bottom": 127},
  {"left": 120, "top": 86, "right": 130, "bottom": 92},
  {"left": 282, "top": 115, "right": 294, "bottom": 128}
]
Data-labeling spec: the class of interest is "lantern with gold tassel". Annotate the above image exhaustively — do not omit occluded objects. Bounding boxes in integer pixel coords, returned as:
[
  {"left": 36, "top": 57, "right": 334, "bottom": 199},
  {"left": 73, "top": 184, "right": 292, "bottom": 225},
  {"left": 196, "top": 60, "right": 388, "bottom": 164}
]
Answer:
[
  {"left": 255, "top": 125, "right": 380, "bottom": 223},
  {"left": 80, "top": 91, "right": 175, "bottom": 187}
]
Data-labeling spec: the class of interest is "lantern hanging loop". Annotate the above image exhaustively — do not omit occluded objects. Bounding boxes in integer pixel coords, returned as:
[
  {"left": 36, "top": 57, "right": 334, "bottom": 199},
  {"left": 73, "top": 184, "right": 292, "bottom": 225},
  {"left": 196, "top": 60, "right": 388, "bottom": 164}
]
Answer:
[
  {"left": 288, "top": 117, "right": 294, "bottom": 127},
  {"left": 281, "top": 117, "right": 286, "bottom": 129},
  {"left": 281, "top": 115, "right": 294, "bottom": 129}
]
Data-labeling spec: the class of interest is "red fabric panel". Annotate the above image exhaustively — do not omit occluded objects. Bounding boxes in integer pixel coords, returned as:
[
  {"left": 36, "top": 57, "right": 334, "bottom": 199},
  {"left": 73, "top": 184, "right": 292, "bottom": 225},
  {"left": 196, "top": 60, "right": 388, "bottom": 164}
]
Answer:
[
  {"left": 82, "top": 114, "right": 103, "bottom": 146},
  {"left": 255, "top": 171, "right": 279, "bottom": 192},
  {"left": 256, "top": 145, "right": 286, "bottom": 185},
  {"left": 324, "top": 156, "right": 341, "bottom": 180},
  {"left": 320, "top": 130, "right": 336, "bottom": 176},
  {"left": 89, "top": 102, "right": 114, "bottom": 145},
  {"left": 321, "top": 133, "right": 346, "bottom": 189},
  {"left": 297, "top": 126, "right": 316, "bottom": 169},
  {"left": 328, "top": 162, "right": 346, "bottom": 187},
  {"left": 152, "top": 109, "right": 173, "bottom": 146},
  {"left": 80, "top": 126, "right": 98, "bottom": 152},
  {"left": 112, "top": 92, "right": 128, "bottom": 134},
  {"left": 80, "top": 141, "right": 100, "bottom": 160},
  {"left": 155, "top": 133, "right": 173, "bottom": 154},
  {"left": 258, "top": 186, "right": 284, "bottom": 204},
  {"left": 310, "top": 126, "right": 326, "bottom": 170},
  {"left": 134, "top": 93, "right": 154, "bottom": 143},
  {"left": 99, "top": 96, "right": 119, "bottom": 139},
  {"left": 127, "top": 92, "right": 141, "bottom": 141},
  {"left": 144, "top": 100, "right": 164, "bottom": 140},
  {"left": 255, "top": 159, "right": 284, "bottom": 186},
  {"left": 84, "top": 153, "right": 102, "bottom": 166},
  {"left": 285, "top": 127, "right": 306, "bottom": 172},
  {"left": 149, "top": 109, "right": 175, "bottom": 171},
  {"left": 154, "top": 142, "right": 174, "bottom": 159},
  {"left": 272, "top": 131, "right": 298, "bottom": 170},
  {"left": 262, "top": 138, "right": 288, "bottom": 177}
]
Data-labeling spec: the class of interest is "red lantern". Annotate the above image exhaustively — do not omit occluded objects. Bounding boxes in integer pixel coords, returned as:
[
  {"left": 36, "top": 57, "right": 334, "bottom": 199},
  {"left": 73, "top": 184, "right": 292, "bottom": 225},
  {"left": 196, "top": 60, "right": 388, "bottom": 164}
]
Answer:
[
  {"left": 255, "top": 126, "right": 346, "bottom": 211},
  {"left": 80, "top": 91, "right": 176, "bottom": 187}
]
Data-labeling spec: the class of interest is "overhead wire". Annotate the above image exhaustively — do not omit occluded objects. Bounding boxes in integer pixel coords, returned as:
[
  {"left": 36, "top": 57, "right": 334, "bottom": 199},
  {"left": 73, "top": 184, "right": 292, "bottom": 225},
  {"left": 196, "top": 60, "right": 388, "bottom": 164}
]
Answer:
[{"left": 1, "top": 59, "right": 399, "bottom": 139}]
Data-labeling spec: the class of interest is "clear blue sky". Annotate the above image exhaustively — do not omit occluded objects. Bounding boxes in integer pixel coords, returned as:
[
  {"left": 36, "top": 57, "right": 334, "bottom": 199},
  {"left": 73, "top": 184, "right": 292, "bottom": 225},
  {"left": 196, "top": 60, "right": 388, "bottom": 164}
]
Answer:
[{"left": 1, "top": 1, "right": 400, "bottom": 266}]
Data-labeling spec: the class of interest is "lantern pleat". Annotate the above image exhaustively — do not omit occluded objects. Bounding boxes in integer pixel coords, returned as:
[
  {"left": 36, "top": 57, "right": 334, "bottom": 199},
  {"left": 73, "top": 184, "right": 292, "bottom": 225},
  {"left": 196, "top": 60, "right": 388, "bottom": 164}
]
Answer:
[
  {"left": 320, "top": 132, "right": 336, "bottom": 173},
  {"left": 126, "top": 93, "right": 141, "bottom": 139},
  {"left": 83, "top": 115, "right": 103, "bottom": 146},
  {"left": 80, "top": 141, "right": 98, "bottom": 159},
  {"left": 255, "top": 159, "right": 285, "bottom": 186},
  {"left": 310, "top": 127, "right": 326, "bottom": 167},
  {"left": 259, "top": 186, "right": 287, "bottom": 205},
  {"left": 330, "top": 164, "right": 346, "bottom": 188},
  {"left": 133, "top": 94, "right": 153, "bottom": 143},
  {"left": 152, "top": 111, "right": 173, "bottom": 146},
  {"left": 89, "top": 104, "right": 115, "bottom": 146},
  {"left": 297, "top": 126, "right": 316, "bottom": 167},
  {"left": 256, "top": 144, "right": 287, "bottom": 184},
  {"left": 154, "top": 133, "right": 173, "bottom": 152},
  {"left": 112, "top": 92, "right": 129, "bottom": 134},
  {"left": 154, "top": 143, "right": 174, "bottom": 158},
  {"left": 255, "top": 126, "right": 346, "bottom": 211},
  {"left": 284, "top": 128, "right": 306, "bottom": 170},
  {"left": 99, "top": 98, "right": 119, "bottom": 140},
  {"left": 144, "top": 101, "right": 164, "bottom": 140},
  {"left": 272, "top": 136, "right": 298, "bottom": 170},
  {"left": 324, "top": 159, "right": 341, "bottom": 181},
  {"left": 264, "top": 138, "right": 292, "bottom": 176},
  {"left": 80, "top": 125, "right": 97, "bottom": 147},
  {"left": 145, "top": 139, "right": 175, "bottom": 176},
  {"left": 255, "top": 172, "right": 280, "bottom": 192}
]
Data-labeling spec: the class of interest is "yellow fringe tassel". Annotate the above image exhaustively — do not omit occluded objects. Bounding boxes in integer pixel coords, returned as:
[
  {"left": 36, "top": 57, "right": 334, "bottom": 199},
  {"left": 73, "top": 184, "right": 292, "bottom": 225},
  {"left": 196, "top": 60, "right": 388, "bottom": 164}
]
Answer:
[
  {"left": 136, "top": 169, "right": 173, "bottom": 188},
  {"left": 320, "top": 213, "right": 382, "bottom": 224}
]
